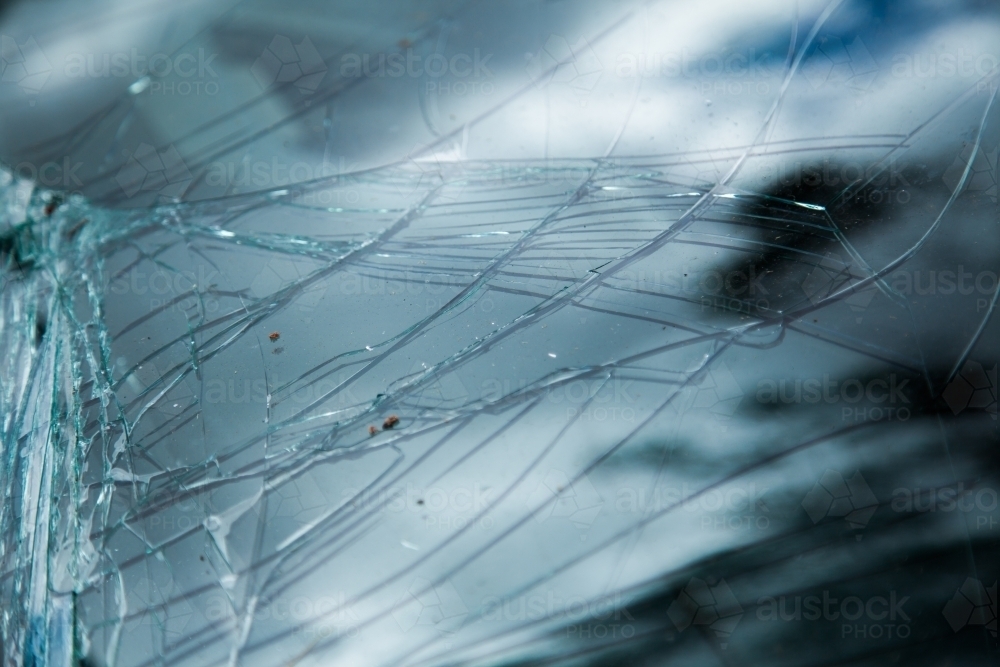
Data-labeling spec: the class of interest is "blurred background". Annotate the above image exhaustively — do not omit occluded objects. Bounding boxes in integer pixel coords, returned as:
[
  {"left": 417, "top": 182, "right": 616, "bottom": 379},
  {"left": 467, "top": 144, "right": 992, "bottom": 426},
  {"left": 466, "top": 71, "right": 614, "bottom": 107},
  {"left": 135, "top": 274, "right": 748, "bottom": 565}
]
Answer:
[{"left": 0, "top": 1, "right": 998, "bottom": 666}]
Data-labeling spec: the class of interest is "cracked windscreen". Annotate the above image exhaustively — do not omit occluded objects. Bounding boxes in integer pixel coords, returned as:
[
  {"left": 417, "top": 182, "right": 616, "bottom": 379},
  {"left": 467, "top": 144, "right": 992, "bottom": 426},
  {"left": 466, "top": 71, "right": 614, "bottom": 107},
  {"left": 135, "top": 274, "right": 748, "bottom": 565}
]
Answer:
[{"left": 0, "top": 0, "right": 998, "bottom": 666}]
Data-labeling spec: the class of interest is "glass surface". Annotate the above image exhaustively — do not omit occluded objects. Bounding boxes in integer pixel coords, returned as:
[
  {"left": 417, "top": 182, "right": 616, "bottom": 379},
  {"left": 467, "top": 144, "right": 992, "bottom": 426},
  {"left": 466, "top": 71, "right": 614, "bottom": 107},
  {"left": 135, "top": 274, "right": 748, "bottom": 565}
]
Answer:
[{"left": 1, "top": 1, "right": 998, "bottom": 665}]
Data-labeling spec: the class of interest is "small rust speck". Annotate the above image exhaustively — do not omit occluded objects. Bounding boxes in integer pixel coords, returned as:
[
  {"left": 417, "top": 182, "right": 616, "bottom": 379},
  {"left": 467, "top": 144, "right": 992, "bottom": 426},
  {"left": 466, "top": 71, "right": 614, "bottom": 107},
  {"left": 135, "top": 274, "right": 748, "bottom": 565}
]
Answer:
[
  {"left": 368, "top": 425, "right": 379, "bottom": 437},
  {"left": 383, "top": 415, "right": 400, "bottom": 429},
  {"left": 268, "top": 332, "right": 280, "bottom": 341}
]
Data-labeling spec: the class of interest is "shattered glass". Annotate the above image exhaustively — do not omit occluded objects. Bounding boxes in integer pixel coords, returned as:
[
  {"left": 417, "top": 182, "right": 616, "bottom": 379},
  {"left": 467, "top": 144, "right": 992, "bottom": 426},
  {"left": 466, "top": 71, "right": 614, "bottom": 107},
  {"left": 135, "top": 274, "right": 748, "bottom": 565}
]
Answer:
[{"left": 1, "top": 0, "right": 998, "bottom": 665}]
